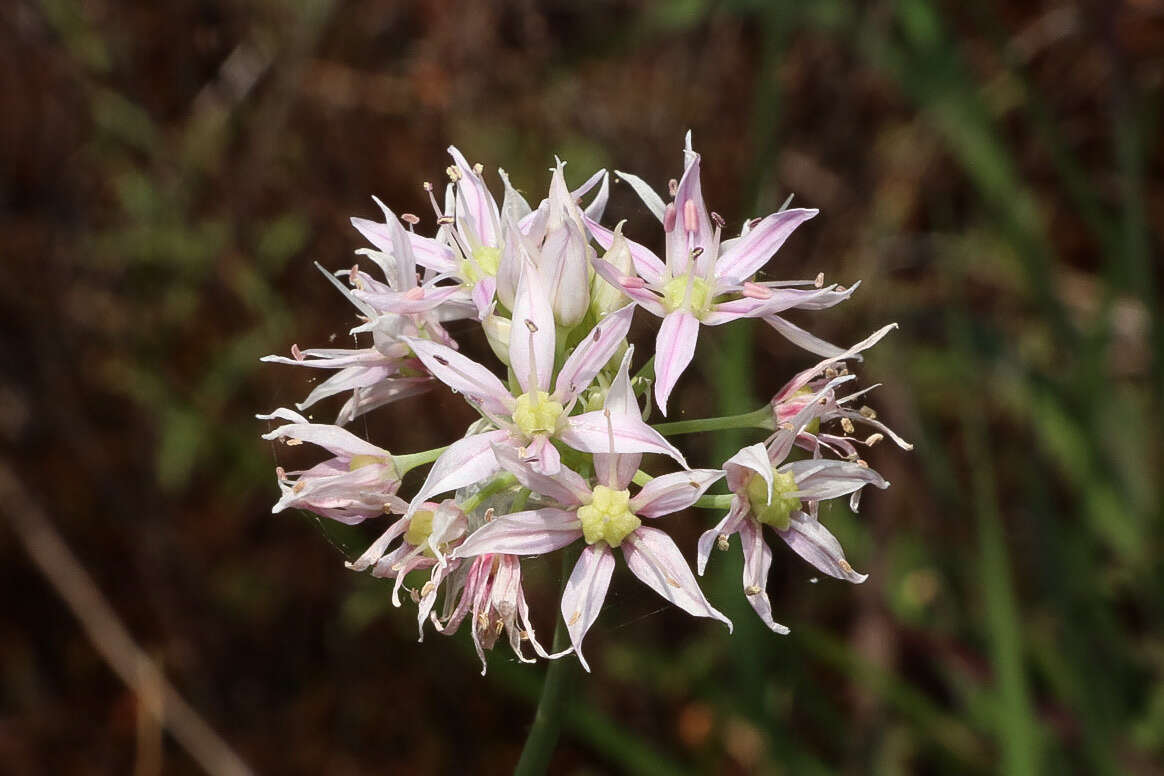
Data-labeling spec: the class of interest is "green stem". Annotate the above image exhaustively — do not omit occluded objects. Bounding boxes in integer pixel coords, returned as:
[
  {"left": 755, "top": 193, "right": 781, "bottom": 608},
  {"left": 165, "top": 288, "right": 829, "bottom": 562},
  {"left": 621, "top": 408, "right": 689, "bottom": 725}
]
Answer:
[
  {"left": 652, "top": 406, "right": 774, "bottom": 436},
  {"left": 692, "top": 494, "right": 735, "bottom": 510},
  {"left": 513, "top": 548, "right": 578, "bottom": 776},
  {"left": 393, "top": 445, "right": 449, "bottom": 476},
  {"left": 459, "top": 473, "right": 518, "bottom": 514}
]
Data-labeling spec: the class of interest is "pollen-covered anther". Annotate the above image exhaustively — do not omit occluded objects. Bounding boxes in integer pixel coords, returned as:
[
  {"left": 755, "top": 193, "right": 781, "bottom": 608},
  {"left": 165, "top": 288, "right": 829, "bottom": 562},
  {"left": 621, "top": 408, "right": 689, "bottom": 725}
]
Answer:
[
  {"left": 473, "top": 162, "right": 484, "bottom": 176},
  {"left": 668, "top": 178, "right": 679, "bottom": 196},
  {"left": 519, "top": 629, "right": 530, "bottom": 641},
  {"left": 865, "top": 433, "right": 884, "bottom": 446},
  {"left": 745, "top": 585, "right": 763, "bottom": 596},
  {"left": 284, "top": 438, "right": 303, "bottom": 446},
  {"left": 568, "top": 610, "right": 581, "bottom": 626},
  {"left": 838, "top": 559, "right": 854, "bottom": 574},
  {"left": 814, "top": 272, "right": 825, "bottom": 288},
  {"left": 841, "top": 417, "right": 856, "bottom": 434},
  {"left": 423, "top": 181, "right": 434, "bottom": 192},
  {"left": 825, "top": 367, "right": 838, "bottom": 378},
  {"left": 292, "top": 480, "right": 306, "bottom": 493},
  {"left": 446, "top": 165, "right": 462, "bottom": 182},
  {"left": 483, "top": 507, "right": 495, "bottom": 522},
  {"left": 716, "top": 534, "right": 730, "bottom": 551},
  {"left": 742, "top": 282, "right": 772, "bottom": 300},
  {"left": 494, "top": 619, "right": 505, "bottom": 636},
  {"left": 856, "top": 459, "right": 869, "bottom": 468},
  {"left": 420, "top": 581, "right": 436, "bottom": 598},
  {"left": 666, "top": 576, "right": 681, "bottom": 587},
  {"left": 859, "top": 405, "right": 878, "bottom": 420}
]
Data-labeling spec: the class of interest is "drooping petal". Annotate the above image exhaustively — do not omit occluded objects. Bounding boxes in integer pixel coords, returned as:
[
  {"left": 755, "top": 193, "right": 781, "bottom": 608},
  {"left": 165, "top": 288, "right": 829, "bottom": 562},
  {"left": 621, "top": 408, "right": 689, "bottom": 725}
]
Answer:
[
  {"left": 559, "top": 410, "right": 688, "bottom": 468},
  {"left": 584, "top": 215, "right": 666, "bottom": 286},
  {"left": 653, "top": 310, "right": 700, "bottom": 417},
  {"left": 612, "top": 169, "right": 666, "bottom": 221},
  {"left": 454, "top": 509, "right": 582, "bottom": 558},
  {"left": 696, "top": 499, "right": 748, "bottom": 575},
  {"left": 764, "top": 315, "right": 849, "bottom": 359},
  {"left": 778, "top": 511, "right": 868, "bottom": 583},
  {"left": 560, "top": 543, "right": 616, "bottom": 672},
  {"left": 622, "top": 527, "right": 732, "bottom": 631},
  {"left": 258, "top": 410, "right": 389, "bottom": 460},
  {"left": 448, "top": 146, "right": 499, "bottom": 247},
  {"left": 773, "top": 323, "right": 898, "bottom": 403},
  {"left": 346, "top": 515, "right": 410, "bottom": 572},
  {"left": 738, "top": 518, "right": 790, "bottom": 633},
  {"left": 404, "top": 337, "right": 513, "bottom": 417},
  {"left": 630, "top": 469, "right": 723, "bottom": 518},
  {"left": 553, "top": 303, "right": 635, "bottom": 402},
  {"left": 724, "top": 442, "right": 774, "bottom": 496},
  {"left": 781, "top": 459, "right": 889, "bottom": 499},
  {"left": 492, "top": 444, "right": 589, "bottom": 507},
  {"left": 713, "top": 208, "right": 818, "bottom": 285},
  {"left": 509, "top": 259, "right": 557, "bottom": 393},
  {"left": 406, "top": 430, "right": 508, "bottom": 514}
]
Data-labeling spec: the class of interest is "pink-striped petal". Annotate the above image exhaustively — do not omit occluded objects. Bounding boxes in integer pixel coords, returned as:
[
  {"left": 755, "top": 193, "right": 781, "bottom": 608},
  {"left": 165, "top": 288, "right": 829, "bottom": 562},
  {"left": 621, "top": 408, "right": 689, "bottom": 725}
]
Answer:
[
  {"left": 654, "top": 310, "right": 700, "bottom": 417},
  {"left": 404, "top": 337, "right": 513, "bottom": 418},
  {"left": 630, "top": 469, "right": 723, "bottom": 518},
  {"left": 714, "top": 208, "right": 818, "bottom": 285},
  {"left": 773, "top": 323, "right": 897, "bottom": 402},
  {"left": 738, "top": 518, "right": 790, "bottom": 633},
  {"left": 448, "top": 146, "right": 499, "bottom": 247},
  {"left": 559, "top": 410, "right": 688, "bottom": 468},
  {"left": 258, "top": 409, "right": 389, "bottom": 459},
  {"left": 778, "top": 511, "right": 868, "bottom": 583},
  {"left": 666, "top": 150, "right": 713, "bottom": 275},
  {"left": 591, "top": 258, "right": 666, "bottom": 317},
  {"left": 453, "top": 509, "right": 582, "bottom": 558},
  {"left": 780, "top": 459, "right": 889, "bottom": 500},
  {"left": 611, "top": 169, "right": 666, "bottom": 221},
  {"left": 724, "top": 442, "right": 774, "bottom": 495},
  {"left": 406, "top": 430, "right": 508, "bottom": 515},
  {"left": 584, "top": 215, "right": 666, "bottom": 286},
  {"left": 553, "top": 303, "right": 635, "bottom": 402},
  {"left": 622, "top": 527, "right": 732, "bottom": 631},
  {"left": 492, "top": 444, "right": 588, "bottom": 507},
  {"left": 509, "top": 260, "right": 557, "bottom": 393},
  {"left": 560, "top": 543, "right": 616, "bottom": 672},
  {"left": 764, "top": 315, "right": 848, "bottom": 358}
]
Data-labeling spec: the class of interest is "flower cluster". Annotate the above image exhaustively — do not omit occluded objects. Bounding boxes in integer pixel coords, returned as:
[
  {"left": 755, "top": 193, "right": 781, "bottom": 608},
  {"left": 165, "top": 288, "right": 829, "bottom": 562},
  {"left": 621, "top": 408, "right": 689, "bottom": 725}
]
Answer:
[{"left": 261, "top": 133, "right": 911, "bottom": 673}]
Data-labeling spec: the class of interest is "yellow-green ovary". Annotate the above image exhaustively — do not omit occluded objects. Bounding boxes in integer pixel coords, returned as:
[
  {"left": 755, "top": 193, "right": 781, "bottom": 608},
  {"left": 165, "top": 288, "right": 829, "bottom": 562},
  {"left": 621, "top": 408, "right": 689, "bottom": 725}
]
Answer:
[
  {"left": 746, "top": 469, "right": 801, "bottom": 530},
  {"left": 579, "top": 485, "right": 641, "bottom": 547}
]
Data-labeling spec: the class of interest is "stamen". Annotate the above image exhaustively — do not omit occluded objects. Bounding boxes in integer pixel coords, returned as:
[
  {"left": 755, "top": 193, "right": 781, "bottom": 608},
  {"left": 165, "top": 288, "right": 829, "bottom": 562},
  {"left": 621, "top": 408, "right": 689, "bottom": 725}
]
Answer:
[
  {"left": 525, "top": 319, "right": 540, "bottom": 401},
  {"left": 401, "top": 213, "right": 420, "bottom": 226},
  {"left": 473, "top": 162, "right": 484, "bottom": 176},
  {"left": 603, "top": 408, "right": 617, "bottom": 484},
  {"left": 290, "top": 343, "right": 304, "bottom": 361},
  {"left": 840, "top": 417, "right": 855, "bottom": 434},
  {"left": 446, "top": 165, "right": 462, "bottom": 182},
  {"left": 865, "top": 433, "right": 884, "bottom": 446},
  {"left": 742, "top": 282, "right": 772, "bottom": 300},
  {"left": 716, "top": 534, "right": 730, "bottom": 551},
  {"left": 859, "top": 406, "right": 878, "bottom": 420},
  {"left": 814, "top": 272, "right": 825, "bottom": 288},
  {"left": 683, "top": 200, "right": 698, "bottom": 233},
  {"left": 745, "top": 585, "right": 762, "bottom": 596},
  {"left": 436, "top": 216, "right": 455, "bottom": 225},
  {"left": 284, "top": 438, "right": 302, "bottom": 446},
  {"left": 710, "top": 211, "right": 725, "bottom": 228},
  {"left": 668, "top": 178, "right": 679, "bottom": 197},
  {"left": 663, "top": 203, "right": 677, "bottom": 232}
]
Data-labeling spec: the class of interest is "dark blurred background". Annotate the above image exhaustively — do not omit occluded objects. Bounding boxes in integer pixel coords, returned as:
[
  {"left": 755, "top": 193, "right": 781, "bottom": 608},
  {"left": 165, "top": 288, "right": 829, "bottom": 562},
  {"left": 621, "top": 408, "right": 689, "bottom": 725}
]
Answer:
[{"left": 2, "top": 0, "right": 1161, "bottom": 773}]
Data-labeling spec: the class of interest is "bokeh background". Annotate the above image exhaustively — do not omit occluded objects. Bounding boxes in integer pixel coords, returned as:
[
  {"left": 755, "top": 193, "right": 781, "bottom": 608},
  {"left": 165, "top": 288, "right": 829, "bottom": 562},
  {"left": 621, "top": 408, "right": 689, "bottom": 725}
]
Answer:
[{"left": 2, "top": 0, "right": 1162, "bottom": 773}]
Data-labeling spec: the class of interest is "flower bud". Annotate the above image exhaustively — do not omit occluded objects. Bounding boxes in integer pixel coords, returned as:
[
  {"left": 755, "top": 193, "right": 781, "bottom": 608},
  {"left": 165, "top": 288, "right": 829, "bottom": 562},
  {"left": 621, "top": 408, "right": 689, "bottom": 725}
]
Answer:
[
  {"left": 591, "top": 221, "right": 634, "bottom": 320},
  {"left": 482, "top": 312, "right": 512, "bottom": 365}
]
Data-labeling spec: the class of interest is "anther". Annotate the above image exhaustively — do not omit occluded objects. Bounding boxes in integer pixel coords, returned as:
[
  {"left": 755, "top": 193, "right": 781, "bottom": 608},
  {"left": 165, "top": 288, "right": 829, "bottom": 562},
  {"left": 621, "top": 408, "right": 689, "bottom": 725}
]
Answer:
[
  {"left": 716, "top": 534, "right": 730, "bottom": 551},
  {"left": 436, "top": 215, "right": 455, "bottom": 225},
  {"left": 814, "top": 272, "right": 825, "bottom": 288},
  {"left": 568, "top": 610, "right": 581, "bottom": 626},
  {"left": 423, "top": 181, "right": 434, "bottom": 192},
  {"left": 838, "top": 559, "right": 853, "bottom": 573},
  {"left": 484, "top": 507, "right": 495, "bottom": 522},
  {"left": 524, "top": 319, "right": 538, "bottom": 333},
  {"left": 742, "top": 281, "right": 772, "bottom": 300},
  {"left": 824, "top": 367, "right": 838, "bottom": 378},
  {"left": 291, "top": 343, "right": 304, "bottom": 361},
  {"left": 856, "top": 459, "right": 869, "bottom": 468},
  {"left": 284, "top": 438, "right": 302, "bottom": 446},
  {"left": 745, "top": 585, "right": 763, "bottom": 596},
  {"left": 865, "top": 433, "right": 884, "bottom": 446},
  {"left": 841, "top": 417, "right": 855, "bottom": 434},
  {"left": 859, "top": 406, "right": 878, "bottom": 420},
  {"left": 401, "top": 213, "right": 420, "bottom": 226},
  {"left": 473, "top": 162, "right": 484, "bottom": 176},
  {"left": 683, "top": 200, "right": 698, "bottom": 233},
  {"left": 710, "top": 211, "right": 725, "bottom": 228},
  {"left": 433, "top": 355, "right": 449, "bottom": 366},
  {"left": 446, "top": 165, "right": 462, "bottom": 182},
  {"left": 668, "top": 178, "right": 679, "bottom": 197},
  {"left": 292, "top": 480, "right": 306, "bottom": 493}
]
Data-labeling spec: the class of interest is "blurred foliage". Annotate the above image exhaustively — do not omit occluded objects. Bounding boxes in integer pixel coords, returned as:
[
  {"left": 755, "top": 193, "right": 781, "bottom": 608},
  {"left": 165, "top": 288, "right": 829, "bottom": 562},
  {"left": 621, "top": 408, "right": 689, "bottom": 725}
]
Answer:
[{"left": 0, "top": 0, "right": 1161, "bottom": 774}]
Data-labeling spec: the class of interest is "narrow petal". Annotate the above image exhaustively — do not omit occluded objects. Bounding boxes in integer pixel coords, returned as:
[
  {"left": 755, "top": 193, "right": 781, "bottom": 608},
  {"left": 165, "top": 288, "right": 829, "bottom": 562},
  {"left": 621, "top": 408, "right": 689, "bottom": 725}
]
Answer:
[
  {"left": 561, "top": 544, "right": 616, "bottom": 672},
  {"left": 448, "top": 146, "right": 499, "bottom": 246},
  {"left": 406, "top": 430, "right": 507, "bottom": 514},
  {"left": 525, "top": 433, "right": 561, "bottom": 476},
  {"left": 622, "top": 527, "right": 732, "bottom": 631},
  {"left": 696, "top": 499, "right": 747, "bottom": 575},
  {"left": 764, "top": 315, "right": 849, "bottom": 359},
  {"left": 714, "top": 208, "right": 818, "bottom": 285},
  {"left": 612, "top": 170, "right": 666, "bottom": 221},
  {"left": 405, "top": 338, "right": 513, "bottom": 418},
  {"left": 579, "top": 170, "right": 610, "bottom": 222},
  {"left": 666, "top": 152, "right": 713, "bottom": 274},
  {"left": 778, "top": 511, "right": 868, "bottom": 583},
  {"left": 585, "top": 215, "right": 666, "bottom": 286},
  {"left": 591, "top": 258, "right": 666, "bottom": 316},
  {"left": 553, "top": 303, "right": 635, "bottom": 402},
  {"left": 498, "top": 167, "right": 532, "bottom": 224},
  {"left": 471, "top": 276, "right": 496, "bottom": 320},
  {"left": 560, "top": 411, "right": 688, "bottom": 468},
  {"left": 539, "top": 217, "right": 589, "bottom": 327},
  {"left": 739, "top": 518, "right": 790, "bottom": 633},
  {"left": 630, "top": 469, "right": 723, "bottom": 518},
  {"left": 781, "top": 459, "right": 889, "bottom": 499},
  {"left": 345, "top": 516, "right": 409, "bottom": 572},
  {"left": 773, "top": 323, "right": 898, "bottom": 402},
  {"left": 454, "top": 509, "right": 582, "bottom": 558},
  {"left": 492, "top": 444, "right": 588, "bottom": 507},
  {"left": 509, "top": 260, "right": 557, "bottom": 393},
  {"left": 701, "top": 296, "right": 780, "bottom": 326},
  {"left": 259, "top": 412, "right": 389, "bottom": 459},
  {"left": 654, "top": 310, "right": 700, "bottom": 417}
]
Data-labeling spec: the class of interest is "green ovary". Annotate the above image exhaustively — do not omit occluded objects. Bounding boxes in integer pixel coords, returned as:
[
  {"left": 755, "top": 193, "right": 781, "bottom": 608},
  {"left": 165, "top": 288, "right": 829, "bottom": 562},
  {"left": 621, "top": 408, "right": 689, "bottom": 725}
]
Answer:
[
  {"left": 746, "top": 469, "right": 801, "bottom": 531},
  {"left": 662, "top": 275, "right": 713, "bottom": 316},
  {"left": 460, "top": 246, "right": 501, "bottom": 284},
  {"left": 512, "top": 391, "right": 564, "bottom": 436},
  {"left": 578, "top": 486, "right": 641, "bottom": 547},
  {"left": 404, "top": 509, "right": 437, "bottom": 556}
]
